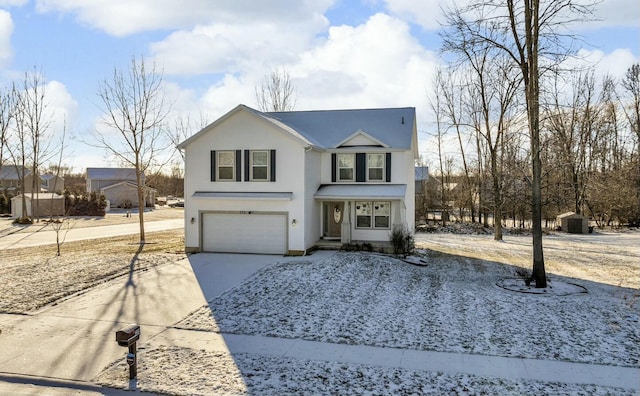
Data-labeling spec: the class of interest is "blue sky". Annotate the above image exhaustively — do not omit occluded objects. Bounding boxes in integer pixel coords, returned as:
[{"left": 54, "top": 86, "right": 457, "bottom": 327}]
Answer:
[{"left": 0, "top": 0, "right": 638, "bottom": 172}]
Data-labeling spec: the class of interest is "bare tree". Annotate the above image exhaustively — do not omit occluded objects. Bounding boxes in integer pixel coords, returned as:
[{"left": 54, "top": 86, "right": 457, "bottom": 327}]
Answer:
[
  {"left": 92, "top": 56, "right": 170, "bottom": 244},
  {"left": 430, "top": 71, "right": 459, "bottom": 226},
  {"left": 49, "top": 120, "right": 73, "bottom": 256},
  {"left": 466, "top": 53, "right": 520, "bottom": 240},
  {"left": 169, "top": 112, "right": 210, "bottom": 162},
  {"left": 619, "top": 64, "right": 640, "bottom": 226},
  {"left": 5, "top": 69, "right": 54, "bottom": 222},
  {"left": 0, "top": 88, "right": 15, "bottom": 168},
  {"left": 545, "top": 70, "right": 598, "bottom": 216},
  {"left": 438, "top": 68, "right": 478, "bottom": 223},
  {"left": 442, "top": 0, "right": 595, "bottom": 287},
  {"left": 256, "top": 68, "right": 297, "bottom": 112}
]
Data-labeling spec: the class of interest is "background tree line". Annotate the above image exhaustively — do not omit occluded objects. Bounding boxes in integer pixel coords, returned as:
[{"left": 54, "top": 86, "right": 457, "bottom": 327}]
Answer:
[{"left": 423, "top": 62, "right": 639, "bottom": 231}]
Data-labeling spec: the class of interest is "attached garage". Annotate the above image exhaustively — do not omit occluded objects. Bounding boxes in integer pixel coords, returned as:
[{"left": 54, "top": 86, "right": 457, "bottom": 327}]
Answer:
[{"left": 201, "top": 212, "right": 287, "bottom": 254}]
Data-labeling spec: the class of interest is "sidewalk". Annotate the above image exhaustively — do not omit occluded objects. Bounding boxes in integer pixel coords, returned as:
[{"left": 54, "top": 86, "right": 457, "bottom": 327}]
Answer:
[
  {"left": 150, "top": 329, "right": 640, "bottom": 391},
  {"left": 0, "top": 374, "right": 153, "bottom": 395}
]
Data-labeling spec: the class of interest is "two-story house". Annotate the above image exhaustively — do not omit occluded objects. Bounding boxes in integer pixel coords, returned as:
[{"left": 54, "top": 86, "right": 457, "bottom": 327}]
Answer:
[
  {"left": 41, "top": 173, "right": 65, "bottom": 193},
  {"left": 86, "top": 167, "right": 156, "bottom": 208},
  {"left": 178, "top": 104, "right": 418, "bottom": 255},
  {"left": 0, "top": 165, "right": 41, "bottom": 193}
]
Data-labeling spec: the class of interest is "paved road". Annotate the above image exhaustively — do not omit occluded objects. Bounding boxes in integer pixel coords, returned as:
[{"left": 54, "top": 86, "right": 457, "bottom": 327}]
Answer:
[{"left": 0, "top": 219, "right": 183, "bottom": 250}]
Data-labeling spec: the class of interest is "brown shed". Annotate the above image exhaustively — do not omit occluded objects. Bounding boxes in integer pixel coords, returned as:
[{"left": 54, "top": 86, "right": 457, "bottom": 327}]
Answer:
[{"left": 557, "top": 212, "right": 589, "bottom": 234}]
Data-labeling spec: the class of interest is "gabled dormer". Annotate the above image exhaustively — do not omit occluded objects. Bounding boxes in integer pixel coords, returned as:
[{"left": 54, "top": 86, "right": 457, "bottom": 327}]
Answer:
[{"left": 335, "top": 130, "right": 389, "bottom": 148}]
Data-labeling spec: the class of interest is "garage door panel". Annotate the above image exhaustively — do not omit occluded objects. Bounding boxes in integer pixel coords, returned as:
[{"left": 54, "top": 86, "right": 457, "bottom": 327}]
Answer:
[{"left": 202, "top": 213, "right": 287, "bottom": 254}]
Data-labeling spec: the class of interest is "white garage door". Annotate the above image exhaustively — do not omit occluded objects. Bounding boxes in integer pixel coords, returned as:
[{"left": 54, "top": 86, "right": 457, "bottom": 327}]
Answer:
[{"left": 202, "top": 212, "right": 287, "bottom": 254}]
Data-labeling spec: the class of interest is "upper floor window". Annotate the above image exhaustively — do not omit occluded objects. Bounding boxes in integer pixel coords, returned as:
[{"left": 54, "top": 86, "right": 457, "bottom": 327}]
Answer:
[
  {"left": 338, "top": 153, "right": 354, "bottom": 181},
  {"left": 251, "top": 150, "right": 269, "bottom": 181},
  {"left": 217, "top": 151, "right": 235, "bottom": 181},
  {"left": 367, "top": 153, "right": 384, "bottom": 181}
]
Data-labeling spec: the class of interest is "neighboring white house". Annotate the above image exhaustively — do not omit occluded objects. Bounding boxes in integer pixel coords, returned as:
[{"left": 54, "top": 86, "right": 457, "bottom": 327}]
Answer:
[
  {"left": 86, "top": 167, "right": 156, "bottom": 208},
  {"left": 40, "top": 173, "right": 65, "bottom": 193},
  {"left": 178, "top": 104, "right": 418, "bottom": 255}
]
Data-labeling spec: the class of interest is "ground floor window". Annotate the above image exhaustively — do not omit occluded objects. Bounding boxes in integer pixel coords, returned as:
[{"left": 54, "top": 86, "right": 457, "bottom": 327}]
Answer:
[{"left": 355, "top": 201, "right": 390, "bottom": 229}]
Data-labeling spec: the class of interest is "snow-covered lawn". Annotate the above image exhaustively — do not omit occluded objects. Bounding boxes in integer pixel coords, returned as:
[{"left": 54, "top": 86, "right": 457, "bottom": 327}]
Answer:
[
  {"left": 97, "top": 346, "right": 635, "bottom": 396},
  {"left": 2, "top": 221, "right": 637, "bottom": 395},
  {"left": 96, "top": 230, "right": 639, "bottom": 395},
  {"left": 177, "top": 248, "right": 638, "bottom": 368}
]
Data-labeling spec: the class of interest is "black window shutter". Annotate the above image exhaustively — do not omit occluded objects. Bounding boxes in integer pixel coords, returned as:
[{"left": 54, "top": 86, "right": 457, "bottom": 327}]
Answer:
[
  {"left": 244, "top": 150, "right": 250, "bottom": 181},
  {"left": 235, "top": 150, "right": 242, "bottom": 181},
  {"left": 331, "top": 153, "right": 336, "bottom": 182},
  {"left": 210, "top": 150, "right": 216, "bottom": 181},
  {"left": 356, "top": 153, "right": 366, "bottom": 182},
  {"left": 270, "top": 150, "right": 276, "bottom": 182},
  {"left": 386, "top": 152, "right": 391, "bottom": 182}
]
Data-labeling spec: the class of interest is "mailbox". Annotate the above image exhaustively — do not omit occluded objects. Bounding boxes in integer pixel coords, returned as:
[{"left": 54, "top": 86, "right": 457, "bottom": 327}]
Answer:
[{"left": 116, "top": 324, "right": 140, "bottom": 347}]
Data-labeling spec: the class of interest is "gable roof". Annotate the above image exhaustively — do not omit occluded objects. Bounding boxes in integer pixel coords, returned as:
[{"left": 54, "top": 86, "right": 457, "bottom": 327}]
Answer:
[
  {"left": 335, "top": 130, "right": 389, "bottom": 148},
  {"left": 100, "top": 180, "right": 156, "bottom": 192},
  {"left": 0, "top": 165, "right": 32, "bottom": 180},
  {"left": 415, "top": 166, "right": 429, "bottom": 181},
  {"left": 265, "top": 107, "right": 415, "bottom": 149},
  {"left": 178, "top": 104, "right": 416, "bottom": 150},
  {"left": 177, "top": 105, "right": 316, "bottom": 150},
  {"left": 41, "top": 173, "right": 64, "bottom": 181},
  {"left": 86, "top": 167, "right": 139, "bottom": 181}
]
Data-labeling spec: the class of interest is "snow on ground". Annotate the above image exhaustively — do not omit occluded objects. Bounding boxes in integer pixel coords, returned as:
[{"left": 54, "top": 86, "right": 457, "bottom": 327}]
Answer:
[
  {"left": 96, "top": 230, "right": 639, "bottom": 395},
  {"left": 1, "top": 220, "right": 637, "bottom": 395},
  {"left": 96, "top": 346, "right": 636, "bottom": 396},
  {"left": 175, "top": 251, "right": 639, "bottom": 368}
]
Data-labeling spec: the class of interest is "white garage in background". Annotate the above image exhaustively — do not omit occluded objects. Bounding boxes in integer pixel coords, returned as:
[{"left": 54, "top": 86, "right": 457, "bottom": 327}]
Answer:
[{"left": 202, "top": 212, "right": 288, "bottom": 254}]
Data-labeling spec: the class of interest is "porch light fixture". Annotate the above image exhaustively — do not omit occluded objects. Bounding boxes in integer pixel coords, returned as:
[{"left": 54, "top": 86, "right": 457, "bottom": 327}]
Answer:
[
  {"left": 190, "top": 217, "right": 195, "bottom": 224},
  {"left": 292, "top": 219, "right": 297, "bottom": 227}
]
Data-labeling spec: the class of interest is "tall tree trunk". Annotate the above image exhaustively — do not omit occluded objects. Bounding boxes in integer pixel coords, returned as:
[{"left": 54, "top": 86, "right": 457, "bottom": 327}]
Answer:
[
  {"left": 527, "top": 0, "right": 546, "bottom": 288},
  {"left": 137, "top": 168, "right": 145, "bottom": 244}
]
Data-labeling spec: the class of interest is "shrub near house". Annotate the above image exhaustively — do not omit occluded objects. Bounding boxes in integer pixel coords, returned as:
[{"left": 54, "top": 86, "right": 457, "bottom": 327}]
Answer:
[{"left": 64, "top": 190, "right": 107, "bottom": 216}]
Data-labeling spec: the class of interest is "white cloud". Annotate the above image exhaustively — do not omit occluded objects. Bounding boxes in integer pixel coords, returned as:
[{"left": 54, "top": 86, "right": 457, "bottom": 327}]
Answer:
[
  {"left": 384, "top": 0, "right": 640, "bottom": 31},
  {"left": 383, "top": 0, "right": 451, "bottom": 30},
  {"left": 34, "top": 0, "right": 334, "bottom": 37},
  {"left": 574, "top": 48, "right": 640, "bottom": 80},
  {"left": 590, "top": 0, "right": 640, "bottom": 28},
  {"left": 199, "top": 73, "right": 256, "bottom": 117},
  {"left": 150, "top": 15, "right": 328, "bottom": 76},
  {"left": 0, "top": 10, "right": 13, "bottom": 67},
  {"left": 45, "top": 80, "right": 78, "bottom": 139},
  {"left": 0, "top": 0, "right": 28, "bottom": 6},
  {"left": 293, "top": 13, "right": 439, "bottom": 112},
  {"left": 165, "top": 13, "right": 440, "bottom": 151}
]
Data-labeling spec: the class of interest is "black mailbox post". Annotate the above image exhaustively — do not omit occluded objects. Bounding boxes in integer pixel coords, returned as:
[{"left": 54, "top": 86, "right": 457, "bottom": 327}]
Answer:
[{"left": 115, "top": 324, "right": 140, "bottom": 379}]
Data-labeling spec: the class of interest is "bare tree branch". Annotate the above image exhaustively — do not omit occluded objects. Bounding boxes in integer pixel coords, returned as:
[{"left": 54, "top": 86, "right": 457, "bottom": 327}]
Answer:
[{"left": 255, "top": 68, "right": 297, "bottom": 112}]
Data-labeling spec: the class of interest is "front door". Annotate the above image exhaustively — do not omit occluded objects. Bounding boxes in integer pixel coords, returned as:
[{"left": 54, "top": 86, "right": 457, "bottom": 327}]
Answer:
[{"left": 324, "top": 201, "right": 344, "bottom": 238}]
